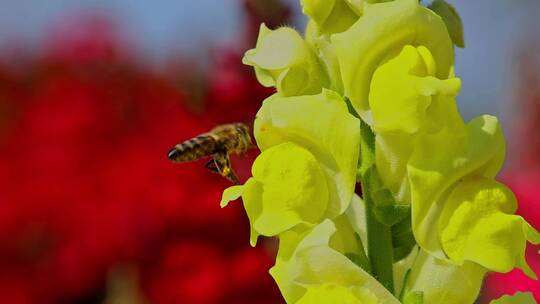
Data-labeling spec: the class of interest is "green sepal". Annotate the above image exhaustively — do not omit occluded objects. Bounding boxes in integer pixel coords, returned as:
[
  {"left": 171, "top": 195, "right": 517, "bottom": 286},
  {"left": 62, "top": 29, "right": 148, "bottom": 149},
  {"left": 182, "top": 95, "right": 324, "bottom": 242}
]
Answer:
[
  {"left": 346, "top": 252, "right": 372, "bottom": 274},
  {"left": 490, "top": 292, "right": 537, "bottom": 304},
  {"left": 392, "top": 214, "right": 416, "bottom": 261},
  {"left": 429, "top": 0, "right": 465, "bottom": 48},
  {"left": 359, "top": 117, "right": 411, "bottom": 227},
  {"left": 394, "top": 247, "right": 419, "bottom": 298},
  {"left": 403, "top": 291, "right": 424, "bottom": 304},
  {"left": 392, "top": 213, "right": 414, "bottom": 248},
  {"left": 359, "top": 119, "right": 375, "bottom": 178},
  {"left": 362, "top": 165, "right": 410, "bottom": 226},
  {"left": 300, "top": 0, "right": 359, "bottom": 34},
  {"left": 397, "top": 269, "right": 412, "bottom": 301},
  {"left": 371, "top": 185, "right": 410, "bottom": 226},
  {"left": 394, "top": 245, "right": 416, "bottom": 267}
]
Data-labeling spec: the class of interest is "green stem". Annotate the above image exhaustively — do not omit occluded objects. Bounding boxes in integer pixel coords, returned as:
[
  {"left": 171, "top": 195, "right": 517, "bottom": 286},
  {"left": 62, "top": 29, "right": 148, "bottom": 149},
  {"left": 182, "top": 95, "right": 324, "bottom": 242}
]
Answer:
[
  {"left": 359, "top": 119, "right": 395, "bottom": 294},
  {"left": 346, "top": 98, "right": 395, "bottom": 293},
  {"left": 363, "top": 180, "right": 395, "bottom": 293}
]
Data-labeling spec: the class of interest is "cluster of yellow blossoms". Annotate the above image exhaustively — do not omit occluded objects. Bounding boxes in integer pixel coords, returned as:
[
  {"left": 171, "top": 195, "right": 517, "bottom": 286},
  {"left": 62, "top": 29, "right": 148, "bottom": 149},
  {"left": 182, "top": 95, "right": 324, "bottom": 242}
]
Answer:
[{"left": 221, "top": 0, "right": 539, "bottom": 303}]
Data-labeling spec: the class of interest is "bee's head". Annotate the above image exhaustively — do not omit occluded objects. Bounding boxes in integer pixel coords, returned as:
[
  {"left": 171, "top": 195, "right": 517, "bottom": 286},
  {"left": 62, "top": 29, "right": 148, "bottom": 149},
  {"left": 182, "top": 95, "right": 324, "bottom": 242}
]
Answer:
[
  {"left": 235, "top": 123, "right": 249, "bottom": 135},
  {"left": 235, "top": 123, "right": 253, "bottom": 148}
]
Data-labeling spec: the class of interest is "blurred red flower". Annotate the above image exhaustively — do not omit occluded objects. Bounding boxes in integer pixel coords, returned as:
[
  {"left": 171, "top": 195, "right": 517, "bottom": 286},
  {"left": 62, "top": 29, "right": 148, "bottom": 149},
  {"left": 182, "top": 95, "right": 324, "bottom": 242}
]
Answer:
[
  {"left": 0, "top": 1, "right": 289, "bottom": 303},
  {"left": 481, "top": 46, "right": 540, "bottom": 302},
  {"left": 481, "top": 173, "right": 540, "bottom": 303}
]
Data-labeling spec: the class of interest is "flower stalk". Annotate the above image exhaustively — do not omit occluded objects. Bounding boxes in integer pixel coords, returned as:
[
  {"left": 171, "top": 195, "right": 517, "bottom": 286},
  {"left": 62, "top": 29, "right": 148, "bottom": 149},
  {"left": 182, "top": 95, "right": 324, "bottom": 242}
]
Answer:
[
  {"left": 363, "top": 177, "right": 395, "bottom": 293},
  {"left": 359, "top": 119, "right": 395, "bottom": 294}
]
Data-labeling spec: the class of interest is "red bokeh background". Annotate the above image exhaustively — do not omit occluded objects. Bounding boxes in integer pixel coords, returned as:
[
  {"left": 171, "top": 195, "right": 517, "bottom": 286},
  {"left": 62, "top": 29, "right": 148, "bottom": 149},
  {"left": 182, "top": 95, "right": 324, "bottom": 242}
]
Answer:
[
  {"left": 481, "top": 45, "right": 540, "bottom": 303},
  {"left": 0, "top": 1, "right": 538, "bottom": 303},
  {"left": 0, "top": 1, "right": 288, "bottom": 303}
]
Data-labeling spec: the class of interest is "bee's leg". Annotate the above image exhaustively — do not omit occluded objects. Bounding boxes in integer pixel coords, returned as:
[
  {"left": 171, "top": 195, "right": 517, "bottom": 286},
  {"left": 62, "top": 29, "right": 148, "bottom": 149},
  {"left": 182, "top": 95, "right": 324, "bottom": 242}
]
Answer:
[
  {"left": 204, "top": 158, "right": 220, "bottom": 173},
  {"left": 206, "top": 153, "right": 240, "bottom": 184}
]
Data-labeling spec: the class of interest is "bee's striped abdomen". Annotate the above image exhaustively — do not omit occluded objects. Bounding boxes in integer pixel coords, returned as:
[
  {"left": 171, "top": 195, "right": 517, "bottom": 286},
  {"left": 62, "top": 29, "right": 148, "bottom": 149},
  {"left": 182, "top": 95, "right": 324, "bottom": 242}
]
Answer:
[
  {"left": 167, "top": 135, "right": 217, "bottom": 163},
  {"left": 167, "top": 123, "right": 252, "bottom": 183}
]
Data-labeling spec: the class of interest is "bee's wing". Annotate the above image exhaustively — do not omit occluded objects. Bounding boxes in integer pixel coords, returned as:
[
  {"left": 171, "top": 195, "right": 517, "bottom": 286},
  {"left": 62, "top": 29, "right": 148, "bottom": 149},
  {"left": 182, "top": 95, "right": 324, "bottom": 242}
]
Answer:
[
  {"left": 205, "top": 153, "right": 240, "bottom": 184},
  {"left": 204, "top": 158, "right": 220, "bottom": 173}
]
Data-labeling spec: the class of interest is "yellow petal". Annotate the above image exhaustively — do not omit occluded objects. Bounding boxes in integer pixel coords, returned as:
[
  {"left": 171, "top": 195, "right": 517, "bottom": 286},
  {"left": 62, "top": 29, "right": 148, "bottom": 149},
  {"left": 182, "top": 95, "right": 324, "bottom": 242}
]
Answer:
[
  {"left": 243, "top": 24, "right": 327, "bottom": 96},
  {"left": 409, "top": 115, "right": 505, "bottom": 257},
  {"left": 439, "top": 177, "right": 540, "bottom": 278},
  {"left": 405, "top": 249, "right": 487, "bottom": 304},
  {"left": 332, "top": 0, "right": 453, "bottom": 123},
  {"left": 255, "top": 90, "right": 360, "bottom": 217},
  {"left": 220, "top": 185, "right": 244, "bottom": 208},
  {"left": 271, "top": 219, "right": 400, "bottom": 303}
]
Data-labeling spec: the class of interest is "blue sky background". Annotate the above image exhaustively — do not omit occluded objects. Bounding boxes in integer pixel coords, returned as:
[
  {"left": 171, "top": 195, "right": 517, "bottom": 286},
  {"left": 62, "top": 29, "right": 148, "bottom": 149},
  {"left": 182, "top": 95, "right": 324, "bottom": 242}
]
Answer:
[{"left": 0, "top": 0, "right": 539, "bottom": 131}]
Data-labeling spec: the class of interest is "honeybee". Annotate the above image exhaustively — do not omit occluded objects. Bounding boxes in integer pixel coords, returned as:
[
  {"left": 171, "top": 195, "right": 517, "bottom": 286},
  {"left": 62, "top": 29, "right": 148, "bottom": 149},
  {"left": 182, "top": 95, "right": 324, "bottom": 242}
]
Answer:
[{"left": 167, "top": 123, "right": 253, "bottom": 184}]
